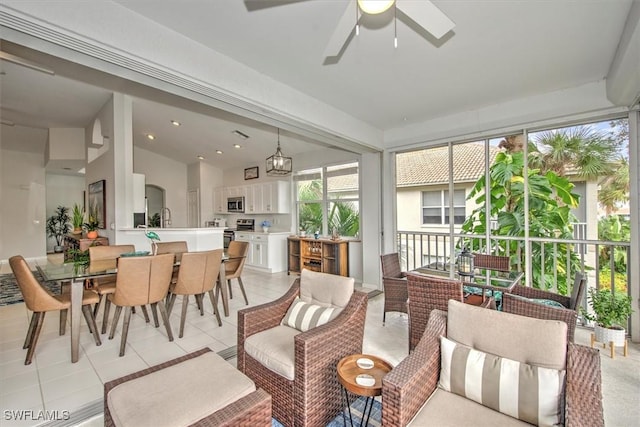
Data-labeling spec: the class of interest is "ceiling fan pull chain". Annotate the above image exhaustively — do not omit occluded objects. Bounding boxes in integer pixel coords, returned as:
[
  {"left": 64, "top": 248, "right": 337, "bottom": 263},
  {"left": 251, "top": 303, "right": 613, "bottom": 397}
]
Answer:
[
  {"left": 355, "top": 0, "right": 360, "bottom": 36},
  {"left": 394, "top": 3, "right": 398, "bottom": 48}
]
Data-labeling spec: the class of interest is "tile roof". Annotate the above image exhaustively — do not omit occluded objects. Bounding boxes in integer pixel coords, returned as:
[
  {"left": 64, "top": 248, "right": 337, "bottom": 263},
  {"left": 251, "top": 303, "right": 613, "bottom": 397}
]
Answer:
[{"left": 396, "top": 143, "right": 501, "bottom": 187}]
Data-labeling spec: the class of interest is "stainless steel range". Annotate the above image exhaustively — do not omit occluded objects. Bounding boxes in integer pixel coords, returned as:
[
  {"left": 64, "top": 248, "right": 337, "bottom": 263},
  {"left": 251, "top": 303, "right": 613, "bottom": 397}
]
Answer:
[{"left": 224, "top": 219, "right": 254, "bottom": 249}]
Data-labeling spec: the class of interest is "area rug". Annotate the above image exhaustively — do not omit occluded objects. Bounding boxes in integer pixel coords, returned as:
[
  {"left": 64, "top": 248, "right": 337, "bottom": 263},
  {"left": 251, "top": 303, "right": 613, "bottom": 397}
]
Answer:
[
  {"left": 0, "top": 272, "right": 60, "bottom": 306},
  {"left": 272, "top": 397, "right": 381, "bottom": 427}
]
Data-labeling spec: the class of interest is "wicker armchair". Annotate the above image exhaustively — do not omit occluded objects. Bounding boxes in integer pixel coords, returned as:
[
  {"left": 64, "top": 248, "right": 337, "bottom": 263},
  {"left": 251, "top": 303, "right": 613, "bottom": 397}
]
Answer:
[
  {"left": 380, "top": 253, "right": 408, "bottom": 324},
  {"left": 407, "top": 272, "right": 494, "bottom": 352},
  {"left": 382, "top": 301, "right": 604, "bottom": 427},
  {"left": 238, "top": 270, "right": 368, "bottom": 427},
  {"left": 502, "top": 272, "right": 586, "bottom": 342}
]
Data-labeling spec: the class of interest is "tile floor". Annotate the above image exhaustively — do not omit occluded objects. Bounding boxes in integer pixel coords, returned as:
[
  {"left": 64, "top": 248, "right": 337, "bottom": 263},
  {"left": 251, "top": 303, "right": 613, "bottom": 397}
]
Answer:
[{"left": 0, "top": 257, "right": 638, "bottom": 426}]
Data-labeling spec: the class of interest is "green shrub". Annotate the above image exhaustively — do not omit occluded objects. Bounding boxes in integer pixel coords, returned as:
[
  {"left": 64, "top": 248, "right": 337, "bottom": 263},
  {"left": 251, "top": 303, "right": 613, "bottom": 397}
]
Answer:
[{"left": 598, "top": 269, "right": 628, "bottom": 293}]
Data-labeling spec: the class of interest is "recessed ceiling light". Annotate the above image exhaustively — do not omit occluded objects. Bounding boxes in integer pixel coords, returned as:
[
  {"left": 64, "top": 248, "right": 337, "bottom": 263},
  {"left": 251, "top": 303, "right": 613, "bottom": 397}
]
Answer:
[
  {"left": 171, "top": 120, "right": 181, "bottom": 126},
  {"left": 216, "top": 150, "right": 223, "bottom": 154},
  {"left": 197, "top": 155, "right": 205, "bottom": 160},
  {"left": 233, "top": 144, "right": 241, "bottom": 149},
  {"left": 232, "top": 130, "right": 249, "bottom": 139},
  {"left": 146, "top": 134, "right": 155, "bottom": 140}
]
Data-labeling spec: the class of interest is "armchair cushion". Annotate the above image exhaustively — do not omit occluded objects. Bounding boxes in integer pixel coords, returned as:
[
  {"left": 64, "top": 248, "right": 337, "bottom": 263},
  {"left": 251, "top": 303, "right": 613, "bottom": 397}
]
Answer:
[
  {"left": 281, "top": 297, "right": 340, "bottom": 332},
  {"left": 299, "top": 268, "right": 354, "bottom": 308},
  {"left": 447, "top": 300, "right": 568, "bottom": 370},
  {"left": 244, "top": 325, "right": 300, "bottom": 381},
  {"left": 439, "top": 336, "right": 565, "bottom": 427}
]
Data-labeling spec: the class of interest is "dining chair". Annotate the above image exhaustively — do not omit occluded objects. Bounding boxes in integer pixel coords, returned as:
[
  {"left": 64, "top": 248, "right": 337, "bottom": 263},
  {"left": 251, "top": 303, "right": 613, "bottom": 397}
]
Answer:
[
  {"left": 502, "top": 272, "right": 586, "bottom": 342},
  {"left": 472, "top": 253, "right": 510, "bottom": 272},
  {"left": 166, "top": 249, "right": 223, "bottom": 338},
  {"left": 9, "top": 255, "right": 102, "bottom": 365},
  {"left": 223, "top": 240, "right": 250, "bottom": 305},
  {"left": 406, "top": 272, "right": 494, "bottom": 352},
  {"left": 88, "top": 244, "right": 135, "bottom": 333},
  {"left": 107, "top": 254, "right": 175, "bottom": 356},
  {"left": 154, "top": 240, "right": 189, "bottom": 309},
  {"left": 380, "top": 253, "right": 408, "bottom": 325}
]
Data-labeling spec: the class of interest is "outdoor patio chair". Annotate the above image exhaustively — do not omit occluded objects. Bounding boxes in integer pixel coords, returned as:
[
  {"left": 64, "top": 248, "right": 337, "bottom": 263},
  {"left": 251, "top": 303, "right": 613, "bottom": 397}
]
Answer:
[
  {"left": 502, "top": 272, "right": 586, "bottom": 342},
  {"left": 407, "top": 272, "right": 494, "bottom": 352},
  {"left": 238, "top": 269, "right": 367, "bottom": 427},
  {"left": 380, "top": 253, "right": 408, "bottom": 324},
  {"left": 382, "top": 300, "right": 604, "bottom": 426}
]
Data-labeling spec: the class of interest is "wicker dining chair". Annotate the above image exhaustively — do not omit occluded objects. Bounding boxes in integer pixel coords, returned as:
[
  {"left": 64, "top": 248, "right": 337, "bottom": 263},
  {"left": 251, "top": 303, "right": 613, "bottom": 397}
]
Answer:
[
  {"left": 380, "top": 253, "right": 408, "bottom": 325},
  {"left": 166, "top": 249, "right": 223, "bottom": 338},
  {"left": 9, "top": 255, "right": 102, "bottom": 365},
  {"left": 238, "top": 269, "right": 367, "bottom": 427},
  {"left": 472, "top": 253, "right": 510, "bottom": 272},
  {"left": 407, "top": 272, "right": 494, "bottom": 352},
  {"left": 502, "top": 272, "right": 586, "bottom": 342}
]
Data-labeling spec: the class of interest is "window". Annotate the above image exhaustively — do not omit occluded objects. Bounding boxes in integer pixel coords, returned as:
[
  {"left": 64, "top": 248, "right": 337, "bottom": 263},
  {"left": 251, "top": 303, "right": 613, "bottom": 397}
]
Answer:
[
  {"left": 421, "top": 190, "right": 465, "bottom": 225},
  {"left": 295, "top": 162, "right": 360, "bottom": 237}
]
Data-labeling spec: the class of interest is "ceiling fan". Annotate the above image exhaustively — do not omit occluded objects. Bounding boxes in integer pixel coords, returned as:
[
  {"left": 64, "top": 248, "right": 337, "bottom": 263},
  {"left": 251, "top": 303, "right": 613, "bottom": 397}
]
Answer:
[{"left": 324, "top": 0, "right": 455, "bottom": 58}]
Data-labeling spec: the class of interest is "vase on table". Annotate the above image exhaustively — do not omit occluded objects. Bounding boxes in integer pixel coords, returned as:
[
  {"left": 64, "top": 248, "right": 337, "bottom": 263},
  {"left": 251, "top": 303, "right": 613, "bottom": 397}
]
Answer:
[
  {"left": 263, "top": 226, "right": 270, "bottom": 233},
  {"left": 86, "top": 231, "right": 98, "bottom": 239}
]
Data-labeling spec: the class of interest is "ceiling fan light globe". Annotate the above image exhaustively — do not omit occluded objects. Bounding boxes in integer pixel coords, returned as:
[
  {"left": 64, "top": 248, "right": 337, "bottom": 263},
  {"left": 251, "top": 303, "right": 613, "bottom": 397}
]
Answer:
[{"left": 358, "top": 0, "right": 394, "bottom": 15}]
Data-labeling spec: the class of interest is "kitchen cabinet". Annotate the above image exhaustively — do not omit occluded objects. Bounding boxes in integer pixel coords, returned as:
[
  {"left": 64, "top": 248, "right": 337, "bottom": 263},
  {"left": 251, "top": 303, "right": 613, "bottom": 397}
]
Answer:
[
  {"left": 287, "top": 237, "right": 349, "bottom": 276},
  {"left": 215, "top": 181, "right": 290, "bottom": 214},
  {"left": 234, "top": 231, "right": 288, "bottom": 273},
  {"left": 213, "top": 187, "right": 227, "bottom": 213}
]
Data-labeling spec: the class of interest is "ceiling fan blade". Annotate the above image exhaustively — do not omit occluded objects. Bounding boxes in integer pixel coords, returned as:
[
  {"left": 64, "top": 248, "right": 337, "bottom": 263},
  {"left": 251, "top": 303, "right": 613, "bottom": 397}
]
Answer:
[
  {"left": 396, "top": 0, "right": 455, "bottom": 39},
  {"left": 323, "top": 0, "right": 358, "bottom": 58}
]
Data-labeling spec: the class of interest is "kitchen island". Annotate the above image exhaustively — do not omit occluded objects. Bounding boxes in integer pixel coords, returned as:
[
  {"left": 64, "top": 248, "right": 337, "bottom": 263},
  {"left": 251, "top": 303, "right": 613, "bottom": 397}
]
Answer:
[{"left": 117, "top": 227, "right": 225, "bottom": 252}]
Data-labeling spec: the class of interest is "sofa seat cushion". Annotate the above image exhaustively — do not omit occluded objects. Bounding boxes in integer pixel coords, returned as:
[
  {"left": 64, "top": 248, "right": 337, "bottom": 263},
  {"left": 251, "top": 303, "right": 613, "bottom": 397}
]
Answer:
[
  {"left": 244, "top": 325, "right": 301, "bottom": 380},
  {"left": 439, "top": 336, "right": 565, "bottom": 427},
  {"left": 107, "top": 351, "right": 255, "bottom": 427},
  {"left": 446, "top": 300, "right": 568, "bottom": 370},
  {"left": 408, "top": 389, "right": 532, "bottom": 427}
]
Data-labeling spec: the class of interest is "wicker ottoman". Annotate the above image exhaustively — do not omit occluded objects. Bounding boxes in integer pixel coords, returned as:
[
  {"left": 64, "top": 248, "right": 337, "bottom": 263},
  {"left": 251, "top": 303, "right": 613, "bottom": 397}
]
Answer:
[{"left": 104, "top": 348, "right": 271, "bottom": 427}]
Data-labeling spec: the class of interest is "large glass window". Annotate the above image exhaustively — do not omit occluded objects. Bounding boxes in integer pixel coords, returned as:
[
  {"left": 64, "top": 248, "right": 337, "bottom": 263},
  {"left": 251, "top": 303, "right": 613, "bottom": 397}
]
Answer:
[
  {"left": 295, "top": 162, "right": 360, "bottom": 237},
  {"left": 421, "top": 190, "right": 465, "bottom": 224}
]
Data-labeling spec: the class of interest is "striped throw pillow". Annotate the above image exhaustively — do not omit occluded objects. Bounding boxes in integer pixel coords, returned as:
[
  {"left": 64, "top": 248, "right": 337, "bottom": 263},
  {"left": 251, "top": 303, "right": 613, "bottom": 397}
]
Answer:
[
  {"left": 281, "top": 297, "right": 339, "bottom": 332},
  {"left": 439, "top": 336, "right": 565, "bottom": 427}
]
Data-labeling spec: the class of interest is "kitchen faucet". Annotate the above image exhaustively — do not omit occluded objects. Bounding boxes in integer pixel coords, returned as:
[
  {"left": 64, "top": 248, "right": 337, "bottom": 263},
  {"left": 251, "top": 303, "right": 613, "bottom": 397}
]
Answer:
[{"left": 160, "top": 207, "right": 172, "bottom": 228}]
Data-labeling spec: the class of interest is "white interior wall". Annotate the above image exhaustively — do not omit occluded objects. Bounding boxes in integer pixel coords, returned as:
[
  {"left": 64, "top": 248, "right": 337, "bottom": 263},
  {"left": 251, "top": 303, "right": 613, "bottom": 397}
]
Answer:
[
  {"left": 0, "top": 149, "right": 46, "bottom": 260},
  {"left": 133, "top": 146, "right": 188, "bottom": 227}
]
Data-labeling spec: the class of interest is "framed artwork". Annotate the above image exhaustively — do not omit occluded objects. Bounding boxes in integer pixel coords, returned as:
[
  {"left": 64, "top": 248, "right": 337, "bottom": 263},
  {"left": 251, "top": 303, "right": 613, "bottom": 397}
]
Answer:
[
  {"left": 88, "top": 180, "right": 106, "bottom": 229},
  {"left": 244, "top": 166, "right": 259, "bottom": 180}
]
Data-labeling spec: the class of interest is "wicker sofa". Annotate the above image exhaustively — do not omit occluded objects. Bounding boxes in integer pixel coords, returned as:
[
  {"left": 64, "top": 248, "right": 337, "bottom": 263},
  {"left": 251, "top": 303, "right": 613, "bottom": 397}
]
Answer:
[
  {"left": 382, "top": 300, "right": 604, "bottom": 426},
  {"left": 238, "top": 269, "right": 368, "bottom": 427}
]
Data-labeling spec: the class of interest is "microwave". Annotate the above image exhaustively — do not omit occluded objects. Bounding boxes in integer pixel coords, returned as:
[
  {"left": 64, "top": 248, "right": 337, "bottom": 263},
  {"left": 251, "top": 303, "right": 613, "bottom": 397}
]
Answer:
[{"left": 227, "top": 196, "right": 245, "bottom": 213}]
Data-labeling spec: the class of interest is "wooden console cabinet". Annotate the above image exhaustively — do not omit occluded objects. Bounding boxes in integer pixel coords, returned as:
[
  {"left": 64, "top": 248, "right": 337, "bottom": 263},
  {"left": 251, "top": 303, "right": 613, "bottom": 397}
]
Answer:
[
  {"left": 287, "top": 237, "right": 349, "bottom": 276},
  {"left": 63, "top": 234, "right": 109, "bottom": 261}
]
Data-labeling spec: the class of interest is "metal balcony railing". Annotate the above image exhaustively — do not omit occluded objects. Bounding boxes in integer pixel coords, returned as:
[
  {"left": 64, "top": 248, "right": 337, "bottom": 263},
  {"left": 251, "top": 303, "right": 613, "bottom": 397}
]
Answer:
[{"left": 397, "top": 229, "right": 633, "bottom": 332}]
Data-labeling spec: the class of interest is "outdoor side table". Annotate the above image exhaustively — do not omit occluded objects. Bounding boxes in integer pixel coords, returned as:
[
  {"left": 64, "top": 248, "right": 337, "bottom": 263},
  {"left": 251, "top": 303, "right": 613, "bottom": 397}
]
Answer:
[{"left": 337, "top": 354, "right": 392, "bottom": 427}]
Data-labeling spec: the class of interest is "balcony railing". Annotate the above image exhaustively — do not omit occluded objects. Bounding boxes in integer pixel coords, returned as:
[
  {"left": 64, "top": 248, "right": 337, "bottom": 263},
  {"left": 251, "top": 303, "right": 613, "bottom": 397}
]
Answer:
[{"left": 397, "top": 229, "right": 632, "bottom": 332}]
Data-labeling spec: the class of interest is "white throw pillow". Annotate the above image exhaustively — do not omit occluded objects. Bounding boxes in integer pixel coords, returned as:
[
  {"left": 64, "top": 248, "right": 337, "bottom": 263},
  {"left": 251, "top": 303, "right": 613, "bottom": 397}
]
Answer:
[
  {"left": 281, "top": 297, "right": 340, "bottom": 332},
  {"left": 439, "top": 336, "right": 565, "bottom": 427}
]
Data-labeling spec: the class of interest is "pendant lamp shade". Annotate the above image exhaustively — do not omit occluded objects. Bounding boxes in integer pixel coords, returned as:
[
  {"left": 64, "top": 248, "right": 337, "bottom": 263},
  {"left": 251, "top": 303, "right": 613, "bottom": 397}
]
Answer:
[{"left": 266, "top": 129, "right": 292, "bottom": 176}]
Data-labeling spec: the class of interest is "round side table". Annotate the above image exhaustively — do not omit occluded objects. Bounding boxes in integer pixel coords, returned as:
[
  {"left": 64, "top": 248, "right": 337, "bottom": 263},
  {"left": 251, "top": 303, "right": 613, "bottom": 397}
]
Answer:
[{"left": 337, "top": 354, "right": 392, "bottom": 427}]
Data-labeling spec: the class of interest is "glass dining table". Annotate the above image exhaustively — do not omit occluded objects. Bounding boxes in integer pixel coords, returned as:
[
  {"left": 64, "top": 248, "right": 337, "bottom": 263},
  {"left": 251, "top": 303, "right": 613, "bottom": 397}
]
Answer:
[
  {"left": 411, "top": 264, "right": 524, "bottom": 303},
  {"left": 36, "top": 254, "right": 234, "bottom": 363}
]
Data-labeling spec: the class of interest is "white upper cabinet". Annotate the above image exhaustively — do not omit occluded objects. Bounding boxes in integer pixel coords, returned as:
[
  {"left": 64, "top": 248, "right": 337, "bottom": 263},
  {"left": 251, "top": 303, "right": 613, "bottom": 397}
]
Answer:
[
  {"left": 262, "top": 181, "right": 290, "bottom": 213},
  {"left": 213, "top": 187, "right": 227, "bottom": 213}
]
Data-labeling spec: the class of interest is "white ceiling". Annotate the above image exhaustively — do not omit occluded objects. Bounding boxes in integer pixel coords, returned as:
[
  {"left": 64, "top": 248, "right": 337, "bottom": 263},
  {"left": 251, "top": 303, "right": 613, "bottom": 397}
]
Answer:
[{"left": 0, "top": 0, "right": 634, "bottom": 173}]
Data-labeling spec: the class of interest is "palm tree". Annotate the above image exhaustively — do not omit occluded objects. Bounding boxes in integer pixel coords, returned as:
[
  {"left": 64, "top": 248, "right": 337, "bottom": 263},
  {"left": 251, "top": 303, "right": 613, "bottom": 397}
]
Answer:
[
  {"left": 598, "top": 156, "right": 629, "bottom": 214},
  {"left": 528, "top": 127, "right": 618, "bottom": 179}
]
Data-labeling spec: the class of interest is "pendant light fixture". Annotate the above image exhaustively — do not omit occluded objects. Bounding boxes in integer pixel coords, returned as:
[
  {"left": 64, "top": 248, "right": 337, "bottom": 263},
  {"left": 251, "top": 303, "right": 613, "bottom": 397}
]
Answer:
[{"left": 266, "top": 128, "right": 292, "bottom": 176}]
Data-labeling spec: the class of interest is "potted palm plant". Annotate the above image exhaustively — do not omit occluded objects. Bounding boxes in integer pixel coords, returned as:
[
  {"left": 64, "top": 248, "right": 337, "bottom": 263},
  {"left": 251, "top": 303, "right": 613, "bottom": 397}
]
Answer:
[
  {"left": 71, "top": 204, "right": 84, "bottom": 234},
  {"left": 83, "top": 204, "right": 100, "bottom": 239},
  {"left": 46, "top": 205, "right": 71, "bottom": 252},
  {"left": 581, "top": 287, "right": 633, "bottom": 346}
]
